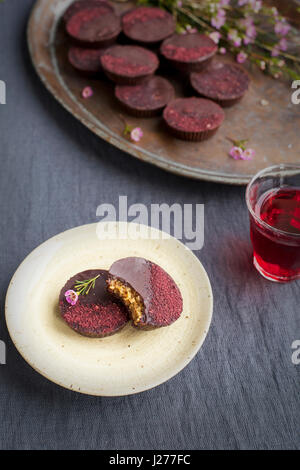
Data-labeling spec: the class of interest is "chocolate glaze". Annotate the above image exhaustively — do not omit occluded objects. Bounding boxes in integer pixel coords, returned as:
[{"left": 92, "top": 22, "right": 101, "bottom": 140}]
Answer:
[
  {"left": 108, "top": 257, "right": 183, "bottom": 329},
  {"left": 59, "top": 269, "right": 129, "bottom": 337}
]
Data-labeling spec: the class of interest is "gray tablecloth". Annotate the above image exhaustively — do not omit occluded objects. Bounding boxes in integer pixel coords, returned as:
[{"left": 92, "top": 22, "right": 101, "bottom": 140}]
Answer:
[{"left": 0, "top": 0, "right": 299, "bottom": 450}]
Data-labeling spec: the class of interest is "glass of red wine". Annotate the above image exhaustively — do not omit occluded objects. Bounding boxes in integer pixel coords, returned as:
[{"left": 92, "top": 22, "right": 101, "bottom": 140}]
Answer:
[{"left": 246, "top": 164, "right": 300, "bottom": 282}]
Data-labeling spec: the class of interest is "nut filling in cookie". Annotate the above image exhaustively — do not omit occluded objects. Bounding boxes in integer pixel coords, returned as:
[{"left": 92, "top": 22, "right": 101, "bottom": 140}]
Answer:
[{"left": 107, "top": 278, "right": 144, "bottom": 326}]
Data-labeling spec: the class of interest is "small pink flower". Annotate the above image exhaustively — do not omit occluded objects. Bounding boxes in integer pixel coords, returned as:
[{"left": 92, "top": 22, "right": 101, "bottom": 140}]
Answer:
[
  {"left": 65, "top": 290, "right": 78, "bottom": 306},
  {"left": 81, "top": 86, "right": 93, "bottom": 99},
  {"left": 260, "top": 61, "right": 266, "bottom": 70},
  {"left": 177, "top": 0, "right": 183, "bottom": 6},
  {"left": 229, "top": 146, "right": 244, "bottom": 160},
  {"left": 275, "top": 21, "right": 291, "bottom": 36},
  {"left": 228, "top": 29, "right": 241, "bottom": 46},
  {"left": 233, "top": 37, "right": 242, "bottom": 47},
  {"left": 243, "top": 23, "right": 256, "bottom": 45},
  {"left": 211, "top": 15, "right": 226, "bottom": 29},
  {"left": 236, "top": 51, "right": 248, "bottom": 64},
  {"left": 209, "top": 32, "right": 221, "bottom": 44},
  {"left": 243, "top": 36, "right": 252, "bottom": 45},
  {"left": 186, "top": 27, "right": 197, "bottom": 34},
  {"left": 220, "top": 0, "right": 230, "bottom": 5},
  {"left": 271, "top": 46, "right": 280, "bottom": 57},
  {"left": 130, "top": 127, "right": 143, "bottom": 142},
  {"left": 246, "top": 25, "right": 257, "bottom": 39},
  {"left": 279, "top": 38, "right": 288, "bottom": 51},
  {"left": 238, "top": 0, "right": 249, "bottom": 6},
  {"left": 250, "top": 0, "right": 262, "bottom": 13},
  {"left": 240, "top": 17, "right": 254, "bottom": 29},
  {"left": 219, "top": 47, "right": 227, "bottom": 55},
  {"left": 241, "top": 148, "right": 255, "bottom": 160},
  {"left": 218, "top": 9, "right": 226, "bottom": 17}
]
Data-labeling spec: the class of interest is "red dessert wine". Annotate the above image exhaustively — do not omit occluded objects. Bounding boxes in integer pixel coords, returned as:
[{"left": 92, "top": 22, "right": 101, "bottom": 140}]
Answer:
[{"left": 250, "top": 187, "right": 300, "bottom": 281}]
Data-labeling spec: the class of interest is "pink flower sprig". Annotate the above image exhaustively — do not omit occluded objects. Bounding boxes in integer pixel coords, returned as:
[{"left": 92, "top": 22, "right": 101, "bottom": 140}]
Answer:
[
  {"left": 228, "top": 138, "right": 255, "bottom": 161},
  {"left": 118, "top": 114, "right": 143, "bottom": 143},
  {"left": 123, "top": 124, "right": 143, "bottom": 143},
  {"left": 155, "top": 0, "right": 300, "bottom": 81},
  {"left": 64, "top": 274, "right": 101, "bottom": 305},
  {"left": 65, "top": 290, "right": 78, "bottom": 306},
  {"left": 211, "top": 9, "right": 226, "bottom": 30},
  {"left": 74, "top": 274, "right": 100, "bottom": 296},
  {"left": 236, "top": 51, "right": 248, "bottom": 64}
]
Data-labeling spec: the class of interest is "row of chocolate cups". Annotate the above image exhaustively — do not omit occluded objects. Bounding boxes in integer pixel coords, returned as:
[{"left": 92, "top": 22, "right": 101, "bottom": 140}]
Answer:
[{"left": 64, "top": 1, "right": 249, "bottom": 141}]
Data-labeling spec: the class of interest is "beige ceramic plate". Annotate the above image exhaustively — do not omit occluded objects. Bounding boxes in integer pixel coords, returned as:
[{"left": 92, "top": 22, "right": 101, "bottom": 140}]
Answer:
[{"left": 5, "top": 222, "right": 213, "bottom": 396}]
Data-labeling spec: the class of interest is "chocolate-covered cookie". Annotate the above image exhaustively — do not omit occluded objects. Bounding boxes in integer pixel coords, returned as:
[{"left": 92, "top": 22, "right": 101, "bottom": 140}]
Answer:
[
  {"left": 59, "top": 269, "right": 129, "bottom": 337},
  {"left": 107, "top": 257, "right": 183, "bottom": 329}
]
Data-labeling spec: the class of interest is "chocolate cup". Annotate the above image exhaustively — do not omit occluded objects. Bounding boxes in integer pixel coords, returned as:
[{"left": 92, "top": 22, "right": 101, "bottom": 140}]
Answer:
[
  {"left": 114, "top": 76, "right": 175, "bottom": 117},
  {"left": 190, "top": 62, "right": 250, "bottom": 107},
  {"left": 66, "top": 8, "right": 121, "bottom": 49},
  {"left": 122, "top": 6, "right": 176, "bottom": 46},
  {"left": 163, "top": 97, "right": 225, "bottom": 142}
]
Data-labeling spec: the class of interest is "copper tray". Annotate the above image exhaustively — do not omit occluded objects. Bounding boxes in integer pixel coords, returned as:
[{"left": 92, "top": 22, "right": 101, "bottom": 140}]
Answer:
[{"left": 27, "top": 0, "right": 300, "bottom": 184}]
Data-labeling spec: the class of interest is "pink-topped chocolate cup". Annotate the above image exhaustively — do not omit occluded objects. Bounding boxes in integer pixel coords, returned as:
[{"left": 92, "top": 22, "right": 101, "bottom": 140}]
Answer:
[
  {"left": 66, "top": 6, "right": 121, "bottom": 48},
  {"left": 122, "top": 6, "right": 176, "bottom": 45},
  {"left": 68, "top": 46, "right": 106, "bottom": 76},
  {"left": 163, "top": 97, "right": 225, "bottom": 141},
  {"left": 160, "top": 32, "right": 217, "bottom": 72},
  {"left": 115, "top": 76, "right": 175, "bottom": 117},
  {"left": 190, "top": 61, "right": 250, "bottom": 107},
  {"left": 101, "top": 45, "right": 159, "bottom": 85}
]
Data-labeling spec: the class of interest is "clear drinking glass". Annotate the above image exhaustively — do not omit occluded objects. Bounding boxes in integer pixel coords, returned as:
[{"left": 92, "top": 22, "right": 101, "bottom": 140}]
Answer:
[{"left": 246, "top": 164, "right": 300, "bottom": 282}]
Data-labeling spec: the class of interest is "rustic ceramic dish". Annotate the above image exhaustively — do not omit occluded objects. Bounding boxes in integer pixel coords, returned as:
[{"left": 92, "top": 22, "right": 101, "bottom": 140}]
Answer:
[
  {"left": 5, "top": 222, "right": 213, "bottom": 396},
  {"left": 27, "top": 0, "right": 300, "bottom": 184}
]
